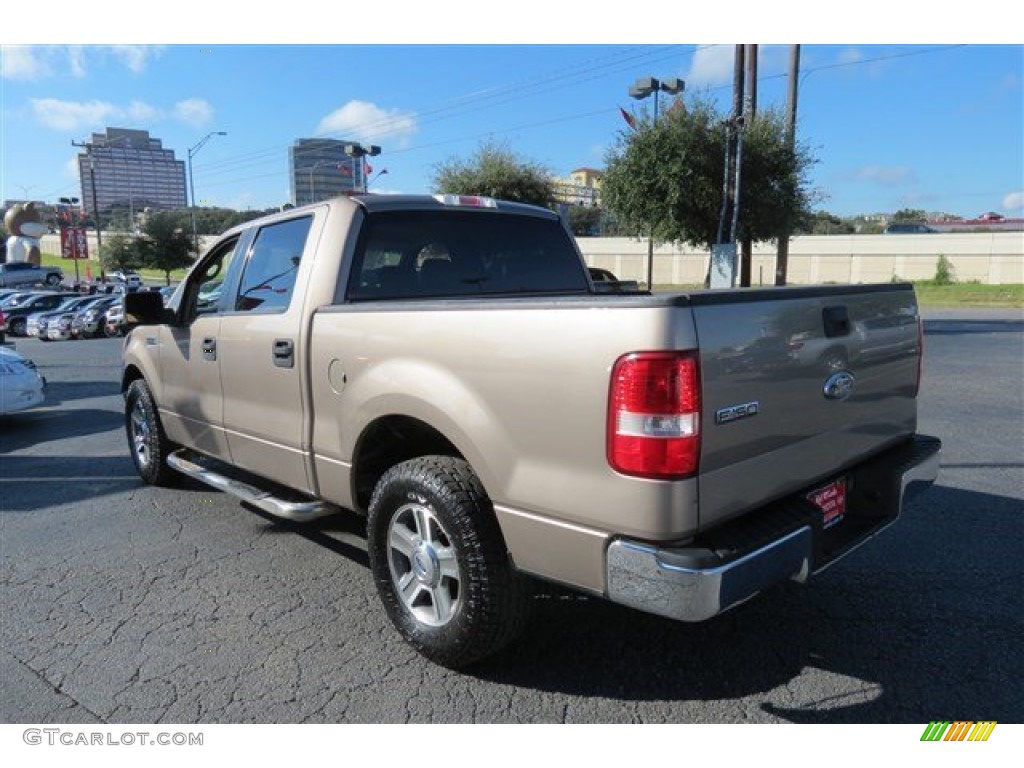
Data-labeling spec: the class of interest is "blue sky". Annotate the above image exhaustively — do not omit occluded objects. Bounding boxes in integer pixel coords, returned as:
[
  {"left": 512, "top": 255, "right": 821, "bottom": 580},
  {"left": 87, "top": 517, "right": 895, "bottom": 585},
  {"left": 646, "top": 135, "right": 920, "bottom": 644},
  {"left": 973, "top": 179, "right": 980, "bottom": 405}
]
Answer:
[{"left": 2, "top": 7, "right": 1022, "bottom": 218}]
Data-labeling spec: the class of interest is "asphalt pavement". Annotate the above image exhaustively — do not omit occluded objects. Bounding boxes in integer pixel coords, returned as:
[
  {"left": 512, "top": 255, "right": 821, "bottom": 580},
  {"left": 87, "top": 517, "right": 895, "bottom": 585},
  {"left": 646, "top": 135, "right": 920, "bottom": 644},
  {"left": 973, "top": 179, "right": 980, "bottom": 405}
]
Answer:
[{"left": 1, "top": 308, "right": 1021, "bottom": 725}]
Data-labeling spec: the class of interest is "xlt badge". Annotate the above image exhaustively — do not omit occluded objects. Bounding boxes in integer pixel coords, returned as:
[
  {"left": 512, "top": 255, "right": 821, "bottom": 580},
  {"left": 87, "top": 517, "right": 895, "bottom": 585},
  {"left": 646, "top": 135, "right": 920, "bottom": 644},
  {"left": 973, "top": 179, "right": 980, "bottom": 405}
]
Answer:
[{"left": 715, "top": 401, "right": 760, "bottom": 425}]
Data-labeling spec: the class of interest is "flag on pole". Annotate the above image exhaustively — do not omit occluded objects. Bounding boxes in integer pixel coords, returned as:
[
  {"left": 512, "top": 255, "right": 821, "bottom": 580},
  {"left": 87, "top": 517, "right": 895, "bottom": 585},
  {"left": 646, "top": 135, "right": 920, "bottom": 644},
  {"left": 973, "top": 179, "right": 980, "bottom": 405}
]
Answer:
[
  {"left": 365, "top": 162, "right": 373, "bottom": 175},
  {"left": 619, "top": 106, "right": 638, "bottom": 131},
  {"left": 338, "top": 164, "right": 353, "bottom": 177}
]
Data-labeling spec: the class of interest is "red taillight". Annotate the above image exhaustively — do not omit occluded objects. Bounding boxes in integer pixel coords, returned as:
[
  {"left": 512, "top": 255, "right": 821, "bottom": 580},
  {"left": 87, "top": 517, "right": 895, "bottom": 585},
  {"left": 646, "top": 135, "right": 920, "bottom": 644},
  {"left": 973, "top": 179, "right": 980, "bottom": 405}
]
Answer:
[{"left": 608, "top": 352, "right": 701, "bottom": 479}]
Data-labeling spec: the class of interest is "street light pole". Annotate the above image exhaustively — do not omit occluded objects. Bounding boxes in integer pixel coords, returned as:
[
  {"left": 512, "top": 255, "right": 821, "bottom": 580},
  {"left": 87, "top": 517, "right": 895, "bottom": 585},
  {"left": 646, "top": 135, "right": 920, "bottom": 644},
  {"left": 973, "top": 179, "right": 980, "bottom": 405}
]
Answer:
[
  {"left": 368, "top": 169, "right": 388, "bottom": 190},
  {"left": 187, "top": 131, "right": 227, "bottom": 253},
  {"left": 628, "top": 76, "right": 684, "bottom": 292},
  {"left": 343, "top": 143, "right": 381, "bottom": 194}
]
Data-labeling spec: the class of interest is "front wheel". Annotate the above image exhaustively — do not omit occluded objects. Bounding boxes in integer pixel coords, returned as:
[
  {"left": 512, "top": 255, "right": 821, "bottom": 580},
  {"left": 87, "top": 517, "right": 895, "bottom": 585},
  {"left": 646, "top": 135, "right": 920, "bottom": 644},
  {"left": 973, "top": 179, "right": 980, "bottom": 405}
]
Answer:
[
  {"left": 125, "top": 379, "right": 179, "bottom": 486},
  {"left": 367, "top": 456, "right": 528, "bottom": 669},
  {"left": 44, "top": 273, "right": 62, "bottom": 287}
]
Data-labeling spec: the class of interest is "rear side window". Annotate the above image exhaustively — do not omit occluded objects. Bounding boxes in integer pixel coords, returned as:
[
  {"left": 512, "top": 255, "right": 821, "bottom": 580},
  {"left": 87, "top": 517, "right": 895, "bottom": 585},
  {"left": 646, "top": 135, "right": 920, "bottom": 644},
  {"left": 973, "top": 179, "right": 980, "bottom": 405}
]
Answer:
[
  {"left": 236, "top": 216, "right": 313, "bottom": 312},
  {"left": 347, "top": 210, "right": 588, "bottom": 300}
]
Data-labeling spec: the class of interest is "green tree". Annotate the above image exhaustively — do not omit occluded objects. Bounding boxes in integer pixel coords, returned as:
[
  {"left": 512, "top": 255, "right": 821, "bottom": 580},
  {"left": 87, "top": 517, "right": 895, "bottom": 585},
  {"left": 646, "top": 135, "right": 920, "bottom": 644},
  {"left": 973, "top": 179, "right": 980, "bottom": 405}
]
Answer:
[
  {"left": 804, "top": 211, "right": 855, "bottom": 235},
  {"left": 139, "top": 211, "right": 196, "bottom": 284},
  {"left": 432, "top": 141, "right": 555, "bottom": 207},
  {"left": 602, "top": 97, "right": 815, "bottom": 250},
  {"left": 892, "top": 208, "right": 927, "bottom": 223},
  {"left": 99, "top": 232, "right": 143, "bottom": 273},
  {"left": 567, "top": 205, "right": 604, "bottom": 236}
]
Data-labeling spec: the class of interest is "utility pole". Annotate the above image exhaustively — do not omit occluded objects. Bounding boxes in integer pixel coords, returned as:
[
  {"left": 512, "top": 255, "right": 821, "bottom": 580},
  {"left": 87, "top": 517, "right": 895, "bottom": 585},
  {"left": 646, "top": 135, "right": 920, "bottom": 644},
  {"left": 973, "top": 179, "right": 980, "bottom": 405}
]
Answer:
[
  {"left": 710, "top": 45, "right": 746, "bottom": 288},
  {"left": 775, "top": 44, "right": 801, "bottom": 287},
  {"left": 740, "top": 44, "right": 758, "bottom": 287},
  {"left": 72, "top": 139, "right": 106, "bottom": 282}
]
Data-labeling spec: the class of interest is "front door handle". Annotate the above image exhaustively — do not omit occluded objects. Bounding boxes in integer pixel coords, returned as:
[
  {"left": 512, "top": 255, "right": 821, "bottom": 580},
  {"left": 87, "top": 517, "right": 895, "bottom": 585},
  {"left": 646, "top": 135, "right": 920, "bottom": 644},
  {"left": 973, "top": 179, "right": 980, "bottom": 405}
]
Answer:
[
  {"left": 202, "top": 337, "right": 217, "bottom": 361},
  {"left": 273, "top": 338, "right": 294, "bottom": 369}
]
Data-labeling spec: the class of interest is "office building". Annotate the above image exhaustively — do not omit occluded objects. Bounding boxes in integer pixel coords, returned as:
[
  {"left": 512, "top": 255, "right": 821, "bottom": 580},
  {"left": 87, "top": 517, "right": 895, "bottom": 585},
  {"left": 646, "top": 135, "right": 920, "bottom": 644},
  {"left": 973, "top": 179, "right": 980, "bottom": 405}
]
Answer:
[
  {"left": 290, "top": 139, "right": 363, "bottom": 207},
  {"left": 77, "top": 128, "right": 187, "bottom": 217}
]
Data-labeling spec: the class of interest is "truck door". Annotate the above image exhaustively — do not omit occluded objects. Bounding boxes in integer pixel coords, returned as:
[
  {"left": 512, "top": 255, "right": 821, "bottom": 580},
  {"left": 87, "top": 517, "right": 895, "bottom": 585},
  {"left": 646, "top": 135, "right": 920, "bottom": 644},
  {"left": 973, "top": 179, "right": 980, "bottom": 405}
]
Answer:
[
  {"left": 218, "top": 214, "right": 318, "bottom": 493},
  {"left": 158, "top": 236, "right": 243, "bottom": 460}
]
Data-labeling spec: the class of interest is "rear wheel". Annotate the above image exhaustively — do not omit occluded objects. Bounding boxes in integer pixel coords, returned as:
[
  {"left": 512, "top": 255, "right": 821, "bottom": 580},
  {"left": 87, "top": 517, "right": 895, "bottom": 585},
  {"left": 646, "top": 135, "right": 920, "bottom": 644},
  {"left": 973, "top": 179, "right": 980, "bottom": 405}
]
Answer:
[
  {"left": 10, "top": 318, "right": 27, "bottom": 336},
  {"left": 367, "top": 456, "right": 528, "bottom": 669},
  {"left": 125, "top": 379, "right": 179, "bottom": 486}
]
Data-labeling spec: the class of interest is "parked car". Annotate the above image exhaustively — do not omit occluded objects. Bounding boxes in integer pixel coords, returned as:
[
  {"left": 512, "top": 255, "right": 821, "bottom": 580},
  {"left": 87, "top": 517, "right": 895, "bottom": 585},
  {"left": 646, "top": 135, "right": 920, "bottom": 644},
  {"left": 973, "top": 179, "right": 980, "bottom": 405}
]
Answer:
[
  {"left": 0, "top": 292, "right": 68, "bottom": 336},
  {"left": 884, "top": 223, "right": 937, "bottom": 234},
  {"left": 0, "top": 309, "right": 6, "bottom": 344},
  {"left": 26, "top": 294, "right": 100, "bottom": 338},
  {"left": 70, "top": 295, "right": 120, "bottom": 339},
  {"left": 104, "top": 301, "right": 125, "bottom": 337},
  {"left": 0, "top": 346, "right": 46, "bottom": 415},
  {"left": 123, "top": 194, "right": 940, "bottom": 668},
  {"left": 0, "top": 262, "right": 64, "bottom": 289},
  {"left": 110, "top": 270, "right": 143, "bottom": 288}
]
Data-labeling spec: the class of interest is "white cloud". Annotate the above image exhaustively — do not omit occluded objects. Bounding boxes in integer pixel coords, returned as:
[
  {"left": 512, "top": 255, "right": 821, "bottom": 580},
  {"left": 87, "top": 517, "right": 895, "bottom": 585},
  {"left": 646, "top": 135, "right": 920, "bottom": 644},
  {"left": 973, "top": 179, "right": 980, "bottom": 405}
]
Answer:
[
  {"left": 68, "top": 46, "right": 87, "bottom": 78},
  {"left": 1, "top": 46, "right": 52, "bottom": 80},
  {"left": 31, "top": 98, "right": 119, "bottom": 131},
  {"left": 111, "top": 45, "right": 163, "bottom": 74},
  {"left": 174, "top": 98, "right": 213, "bottom": 127},
  {"left": 1002, "top": 191, "right": 1024, "bottom": 212},
  {"left": 684, "top": 45, "right": 735, "bottom": 88},
  {"left": 2, "top": 44, "right": 162, "bottom": 81},
  {"left": 855, "top": 165, "right": 917, "bottom": 187},
  {"left": 315, "top": 100, "right": 418, "bottom": 147},
  {"left": 128, "top": 100, "right": 160, "bottom": 123},
  {"left": 65, "top": 156, "right": 81, "bottom": 179}
]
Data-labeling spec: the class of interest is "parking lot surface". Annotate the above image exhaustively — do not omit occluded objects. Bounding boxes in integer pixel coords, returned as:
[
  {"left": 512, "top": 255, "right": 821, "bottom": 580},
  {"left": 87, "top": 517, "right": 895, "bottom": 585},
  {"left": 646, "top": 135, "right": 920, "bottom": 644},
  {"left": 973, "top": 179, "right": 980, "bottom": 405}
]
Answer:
[{"left": 1, "top": 310, "right": 1021, "bottom": 724}]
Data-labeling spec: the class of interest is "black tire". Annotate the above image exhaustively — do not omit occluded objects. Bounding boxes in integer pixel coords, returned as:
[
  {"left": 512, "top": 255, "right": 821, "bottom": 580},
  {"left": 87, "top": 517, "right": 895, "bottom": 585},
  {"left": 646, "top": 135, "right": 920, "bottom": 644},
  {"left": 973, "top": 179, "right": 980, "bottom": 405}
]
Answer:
[
  {"left": 367, "top": 456, "right": 528, "bottom": 669},
  {"left": 45, "top": 273, "right": 62, "bottom": 287},
  {"left": 10, "top": 318, "right": 27, "bottom": 336},
  {"left": 125, "top": 379, "right": 179, "bottom": 486}
]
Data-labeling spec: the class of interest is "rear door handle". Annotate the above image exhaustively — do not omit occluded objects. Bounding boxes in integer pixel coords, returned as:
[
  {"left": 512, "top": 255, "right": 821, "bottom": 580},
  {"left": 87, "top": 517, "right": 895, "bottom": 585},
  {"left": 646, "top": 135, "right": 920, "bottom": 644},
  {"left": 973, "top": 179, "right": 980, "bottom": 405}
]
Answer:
[{"left": 273, "top": 338, "right": 294, "bottom": 369}]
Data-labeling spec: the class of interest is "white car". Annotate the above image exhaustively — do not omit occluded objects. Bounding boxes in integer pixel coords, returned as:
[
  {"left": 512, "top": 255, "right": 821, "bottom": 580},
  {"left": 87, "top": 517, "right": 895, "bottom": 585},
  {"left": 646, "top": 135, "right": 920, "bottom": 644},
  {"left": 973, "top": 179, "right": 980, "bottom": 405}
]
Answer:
[{"left": 0, "top": 346, "right": 46, "bottom": 415}]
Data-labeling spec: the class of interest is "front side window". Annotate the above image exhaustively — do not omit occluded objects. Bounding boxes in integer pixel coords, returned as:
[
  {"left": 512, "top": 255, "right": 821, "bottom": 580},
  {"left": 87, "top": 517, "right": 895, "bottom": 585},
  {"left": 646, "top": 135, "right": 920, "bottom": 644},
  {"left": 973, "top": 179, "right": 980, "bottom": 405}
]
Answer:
[
  {"left": 235, "top": 217, "right": 313, "bottom": 313},
  {"left": 187, "top": 237, "right": 241, "bottom": 319}
]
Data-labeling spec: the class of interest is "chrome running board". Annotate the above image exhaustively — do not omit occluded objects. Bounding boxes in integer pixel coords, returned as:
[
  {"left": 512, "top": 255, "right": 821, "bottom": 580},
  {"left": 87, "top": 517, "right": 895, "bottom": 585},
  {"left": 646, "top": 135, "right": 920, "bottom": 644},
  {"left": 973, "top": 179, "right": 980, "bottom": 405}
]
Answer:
[{"left": 167, "top": 449, "right": 339, "bottom": 521}]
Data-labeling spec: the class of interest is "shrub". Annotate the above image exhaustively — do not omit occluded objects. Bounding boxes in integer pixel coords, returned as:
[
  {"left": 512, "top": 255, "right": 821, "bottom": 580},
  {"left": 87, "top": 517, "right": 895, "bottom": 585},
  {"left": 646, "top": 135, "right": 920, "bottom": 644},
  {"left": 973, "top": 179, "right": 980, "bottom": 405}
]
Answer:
[{"left": 934, "top": 255, "right": 955, "bottom": 286}]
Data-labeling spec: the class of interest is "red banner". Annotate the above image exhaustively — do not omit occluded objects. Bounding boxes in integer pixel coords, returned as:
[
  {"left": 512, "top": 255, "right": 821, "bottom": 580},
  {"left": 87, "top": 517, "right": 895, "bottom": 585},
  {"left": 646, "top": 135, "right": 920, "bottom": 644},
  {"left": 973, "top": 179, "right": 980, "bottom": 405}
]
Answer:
[{"left": 60, "top": 227, "right": 89, "bottom": 259}]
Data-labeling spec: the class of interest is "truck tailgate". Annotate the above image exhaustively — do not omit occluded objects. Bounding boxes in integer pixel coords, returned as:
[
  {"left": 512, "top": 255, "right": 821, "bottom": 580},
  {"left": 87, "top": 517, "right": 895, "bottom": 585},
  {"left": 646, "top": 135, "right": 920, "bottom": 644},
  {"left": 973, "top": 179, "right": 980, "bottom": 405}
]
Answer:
[{"left": 691, "top": 285, "right": 920, "bottom": 530}]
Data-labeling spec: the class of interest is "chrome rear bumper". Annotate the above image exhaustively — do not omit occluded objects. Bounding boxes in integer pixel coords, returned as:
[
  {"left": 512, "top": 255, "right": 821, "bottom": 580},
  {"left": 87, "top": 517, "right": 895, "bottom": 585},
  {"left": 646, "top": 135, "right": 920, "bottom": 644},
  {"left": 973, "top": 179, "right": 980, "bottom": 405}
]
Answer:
[{"left": 606, "top": 434, "right": 941, "bottom": 622}]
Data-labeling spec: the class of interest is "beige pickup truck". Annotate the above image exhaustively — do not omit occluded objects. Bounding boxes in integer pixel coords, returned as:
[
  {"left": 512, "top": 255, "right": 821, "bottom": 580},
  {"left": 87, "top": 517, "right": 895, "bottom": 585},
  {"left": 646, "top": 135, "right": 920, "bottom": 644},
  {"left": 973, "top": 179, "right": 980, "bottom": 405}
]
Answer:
[{"left": 123, "top": 194, "right": 941, "bottom": 668}]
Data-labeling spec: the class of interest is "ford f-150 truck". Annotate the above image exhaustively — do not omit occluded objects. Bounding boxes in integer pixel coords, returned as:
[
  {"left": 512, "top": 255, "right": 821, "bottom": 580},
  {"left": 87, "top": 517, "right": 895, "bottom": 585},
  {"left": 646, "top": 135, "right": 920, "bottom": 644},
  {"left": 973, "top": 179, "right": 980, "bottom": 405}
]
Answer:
[{"left": 122, "top": 194, "right": 941, "bottom": 668}]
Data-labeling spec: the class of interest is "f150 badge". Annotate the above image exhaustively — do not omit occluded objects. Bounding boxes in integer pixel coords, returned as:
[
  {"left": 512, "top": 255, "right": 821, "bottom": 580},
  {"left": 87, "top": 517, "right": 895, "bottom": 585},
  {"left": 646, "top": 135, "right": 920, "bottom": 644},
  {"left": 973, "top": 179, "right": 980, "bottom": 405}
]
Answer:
[
  {"left": 823, "top": 371, "right": 856, "bottom": 401},
  {"left": 715, "top": 401, "right": 760, "bottom": 425}
]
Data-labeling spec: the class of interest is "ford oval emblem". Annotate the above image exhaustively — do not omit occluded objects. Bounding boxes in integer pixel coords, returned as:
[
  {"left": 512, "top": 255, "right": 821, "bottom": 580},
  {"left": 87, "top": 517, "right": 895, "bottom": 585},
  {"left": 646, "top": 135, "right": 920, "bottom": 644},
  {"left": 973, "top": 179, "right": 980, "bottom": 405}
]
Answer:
[{"left": 823, "top": 371, "right": 856, "bottom": 401}]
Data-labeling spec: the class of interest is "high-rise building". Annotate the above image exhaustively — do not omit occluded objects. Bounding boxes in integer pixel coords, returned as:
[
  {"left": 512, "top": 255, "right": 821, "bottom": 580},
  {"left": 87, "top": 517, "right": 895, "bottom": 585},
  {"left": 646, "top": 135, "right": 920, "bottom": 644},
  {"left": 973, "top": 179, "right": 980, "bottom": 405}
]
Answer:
[
  {"left": 290, "top": 139, "right": 363, "bottom": 207},
  {"left": 77, "top": 128, "right": 187, "bottom": 217}
]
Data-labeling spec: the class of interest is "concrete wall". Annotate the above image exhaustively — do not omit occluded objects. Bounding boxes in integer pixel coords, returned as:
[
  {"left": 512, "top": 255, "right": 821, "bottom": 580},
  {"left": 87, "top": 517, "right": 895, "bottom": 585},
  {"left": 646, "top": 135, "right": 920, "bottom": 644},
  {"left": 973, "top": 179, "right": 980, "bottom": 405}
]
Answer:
[
  {"left": 578, "top": 232, "right": 1024, "bottom": 286},
  {"left": 35, "top": 231, "right": 1024, "bottom": 286}
]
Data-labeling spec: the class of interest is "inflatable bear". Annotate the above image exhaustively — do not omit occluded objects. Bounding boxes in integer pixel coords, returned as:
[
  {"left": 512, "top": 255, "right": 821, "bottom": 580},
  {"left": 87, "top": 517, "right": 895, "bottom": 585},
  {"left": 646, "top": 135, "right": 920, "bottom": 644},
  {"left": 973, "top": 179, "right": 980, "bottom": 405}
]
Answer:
[{"left": 4, "top": 202, "right": 47, "bottom": 266}]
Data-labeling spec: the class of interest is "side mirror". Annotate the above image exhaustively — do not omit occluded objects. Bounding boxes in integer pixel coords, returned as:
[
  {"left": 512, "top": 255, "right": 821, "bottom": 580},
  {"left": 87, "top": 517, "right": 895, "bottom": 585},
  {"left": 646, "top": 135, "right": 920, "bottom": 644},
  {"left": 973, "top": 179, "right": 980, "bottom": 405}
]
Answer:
[{"left": 124, "top": 291, "right": 174, "bottom": 328}]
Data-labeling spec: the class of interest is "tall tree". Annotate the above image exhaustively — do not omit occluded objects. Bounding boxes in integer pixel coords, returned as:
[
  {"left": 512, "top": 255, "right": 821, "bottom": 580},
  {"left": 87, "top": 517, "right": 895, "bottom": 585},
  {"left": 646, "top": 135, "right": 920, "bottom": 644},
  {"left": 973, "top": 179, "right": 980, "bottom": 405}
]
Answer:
[
  {"left": 139, "top": 211, "right": 196, "bottom": 284},
  {"left": 602, "top": 96, "right": 816, "bottom": 252},
  {"left": 432, "top": 141, "right": 555, "bottom": 207},
  {"left": 99, "top": 232, "right": 143, "bottom": 273},
  {"left": 891, "top": 208, "right": 928, "bottom": 223}
]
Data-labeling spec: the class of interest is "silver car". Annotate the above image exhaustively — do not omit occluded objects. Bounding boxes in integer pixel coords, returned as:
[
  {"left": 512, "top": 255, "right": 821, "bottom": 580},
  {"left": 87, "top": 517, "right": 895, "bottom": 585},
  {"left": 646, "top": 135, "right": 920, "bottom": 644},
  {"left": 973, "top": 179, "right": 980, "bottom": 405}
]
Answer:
[{"left": 0, "top": 262, "right": 64, "bottom": 288}]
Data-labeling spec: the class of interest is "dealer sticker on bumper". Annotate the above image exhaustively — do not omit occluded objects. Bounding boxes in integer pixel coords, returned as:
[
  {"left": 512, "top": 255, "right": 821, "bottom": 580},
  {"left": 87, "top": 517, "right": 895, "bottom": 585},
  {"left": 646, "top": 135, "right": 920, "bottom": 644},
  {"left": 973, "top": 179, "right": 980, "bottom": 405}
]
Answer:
[{"left": 807, "top": 478, "right": 847, "bottom": 529}]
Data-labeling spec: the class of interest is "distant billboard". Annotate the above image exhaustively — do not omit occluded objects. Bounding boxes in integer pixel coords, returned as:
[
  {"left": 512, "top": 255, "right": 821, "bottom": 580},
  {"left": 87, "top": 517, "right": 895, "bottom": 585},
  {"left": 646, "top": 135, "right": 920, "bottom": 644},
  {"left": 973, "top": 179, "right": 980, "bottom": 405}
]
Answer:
[{"left": 60, "top": 227, "right": 89, "bottom": 259}]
